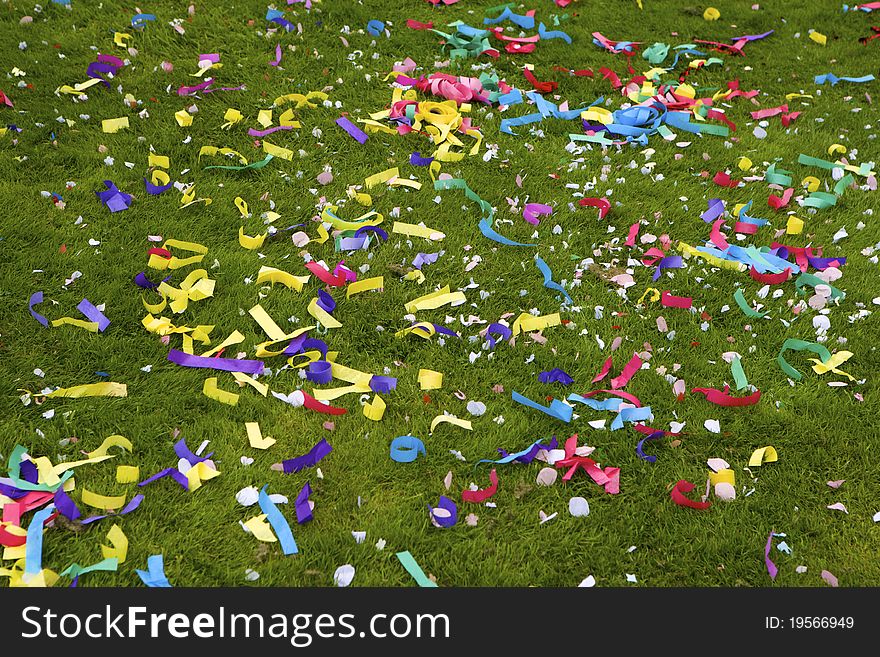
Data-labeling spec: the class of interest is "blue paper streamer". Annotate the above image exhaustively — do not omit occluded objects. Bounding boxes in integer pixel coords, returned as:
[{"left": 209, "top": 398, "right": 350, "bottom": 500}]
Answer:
[
  {"left": 511, "top": 391, "right": 573, "bottom": 422},
  {"left": 390, "top": 436, "right": 426, "bottom": 463},
  {"left": 535, "top": 256, "right": 573, "bottom": 304},
  {"left": 136, "top": 555, "right": 172, "bottom": 587},
  {"left": 610, "top": 405, "right": 653, "bottom": 431},
  {"left": 24, "top": 504, "right": 56, "bottom": 576},
  {"left": 259, "top": 485, "right": 298, "bottom": 555}
]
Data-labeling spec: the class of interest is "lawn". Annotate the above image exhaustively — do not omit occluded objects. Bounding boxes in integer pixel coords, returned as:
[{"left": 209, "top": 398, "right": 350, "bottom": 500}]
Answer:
[{"left": 1, "top": 0, "right": 878, "bottom": 588}]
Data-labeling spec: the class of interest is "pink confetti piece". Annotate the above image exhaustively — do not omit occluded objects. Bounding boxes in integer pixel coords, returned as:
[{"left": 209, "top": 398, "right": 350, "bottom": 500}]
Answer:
[{"left": 821, "top": 570, "right": 839, "bottom": 587}]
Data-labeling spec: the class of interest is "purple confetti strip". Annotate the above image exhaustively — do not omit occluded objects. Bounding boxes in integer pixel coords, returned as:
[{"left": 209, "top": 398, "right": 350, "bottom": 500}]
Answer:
[
  {"left": 410, "top": 152, "right": 434, "bottom": 166},
  {"left": 29, "top": 291, "right": 49, "bottom": 327},
  {"left": 19, "top": 460, "right": 38, "bottom": 484},
  {"left": 523, "top": 203, "right": 552, "bottom": 226},
  {"left": 54, "top": 487, "right": 81, "bottom": 520},
  {"left": 144, "top": 177, "right": 173, "bottom": 195},
  {"left": 432, "top": 323, "right": 460, "bottom": 338},
  {"left": 653, "top": 255, "right": 683, "bottom": 281},
  {"left": 538, "top": 368, "right": 574, "bottom": 385},
  {"left": 335, "top": 116, "right": 369, "bottom": 144},
  {"left": 76, "top": 298, "right": 110, "bottom": 332},
  {"left": 294, "top": 482, "right": 313, "bottom": 524},
  {"left": 281, "top": 439, "right": 333, "bottom": 474},
  {"left": 80, "top": 494, "right": 145, "bottom": 525},
  {"left": 306, "top": 360, "right": 333, "bottom": 384},
  {"left": 353, "top": 225, "right": 388, "bottom": 242},
  {"left": 174, "top": 438, "right": 213, "bottom": 465},
  {"left": 136, "top": 467, "right": 189, "bottom": 491},
  {"left": 635, "top": 430, "right": 665, "bottom": 463},
  {"left": 167, "top": 349, "right": 265, "bottom": 375},
  {"left": 369, "top": 376, "right": 397, "bottom": 394},
  {"left": 484, "top": 323, "right": 512, "bottom": 349},
  {"left": 316, "top": 290, "right": 336, "bottom": 314},
  {"left": 701, "top": 198, "right": 725, "bottom": 222},
  {"left": 134, "top": 271, "right": 169, "bottom": 289},
  {"left": 428, "top": 495, "right": 458, "bottom": 528},
  {"left": 269, "top": 43, "right": 283, "bottom": 66},
  {"left": 765, "top": 531, "right": 778, "bottom": 580},
  {"left": 498, "top": 436, "right": 558, "bottom": 464},
  {"left": 412, "top": 252, "right": 441, "bottom": 270},
  {"left": 0, "top": 482, "right": 28, "bottom": 499}
]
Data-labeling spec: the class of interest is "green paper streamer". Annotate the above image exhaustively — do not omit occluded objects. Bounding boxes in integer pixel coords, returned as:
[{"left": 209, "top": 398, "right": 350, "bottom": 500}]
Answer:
[
  {"left": 396, "top": 551, "right": 438, "bottom": 588},
  {"left": 777, "top": 339, "right": 832, "bottom": 381},
  {"left": 731, "top": 356, "right": 748, "bottom": 391},
  {"left": 204, "top": 154, "right": 274, "bottom": 171},
  {"left": 734, "top": 289, "right": 767, "bottom": 318}
]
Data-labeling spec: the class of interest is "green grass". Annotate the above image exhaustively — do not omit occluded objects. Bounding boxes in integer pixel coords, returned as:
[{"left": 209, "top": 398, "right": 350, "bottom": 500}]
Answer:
[{"left": 1, "top": 0, "right": 878, "bottom": 587}]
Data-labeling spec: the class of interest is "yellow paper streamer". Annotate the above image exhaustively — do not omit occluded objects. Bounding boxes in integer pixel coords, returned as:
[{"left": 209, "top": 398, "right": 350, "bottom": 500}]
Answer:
[
  {"left": 511, "top": 312, "right": 561, "bottom": 336},
  {"left": 254, "top": 326, "right": 316, "bottom": 357},
  {"left": 404, "top": 286, "right": 466, "bottom": 313},
  {"left": 45, "top": 383, "right": 127, "bottom": 399},
  {"left": 203, "top": 377, "right": 239, "bottom": 406},
  {"left": 34, "top": 457, "right": 60, "bottom": 487},
  {"left": 392, "top": 222, "right": 446, "bottom": 241},
  {"left": 149, "top": 153, "right": 170, "bottom": 169},
  {"left": 809, "top": 31, "right": 827, "bottom": 46},
  {"left": 365, "top": 167, "right": 399, "bottom": 189},
  {"left": 263, "top": 140, "right": 293, "bottom": 161},
  {"left": 809, "top": 351, "right": 855, "bottom": 380},
  {"left": 257, "top": 109, "right": 273, "bottom": 128},
  {"left": 101, "top": 525, "right": 128, "bottom": 563},
  {"left": 221, "top": 108, "right": 243, "bottom": 129},
  {"left": 246, "top": 422, "right": 276, "bottom": 450},
  {"left": 232, "top": 372, "right": 269, "bottom": 396},
  {"left": 418, "top": 369, "right": 443, "bottom": 390},
  {"left": 243, "top": 515, "right": 277, "bottom": 542},
  {"left": 312, "top": 383, "right": 370, "bottom": 401},
  {"left": 50, "top": 317, "right": 99, "bottom": 332},
  {"left": 81, "top": 489, "right": 126, "bottom": 510},
  {"left": 239, "top": 226, "right": 268, "bottom": 250},
  {"left": 249, "top": 305, "right": 287, "bottom": 341},
  {"left": 86, "top": 435, "right": 133, "bottom": 458},
  {"left": 308, "top": 297, "right": 342, "bottom": 329},
  {"left": 157, "top": 269, "right": 215, "bottom": 313},
  {"left": 201, "top": 330, "right": 245, "bottom": 358},
  {"left": 677, "top": 241, "right": 748, "bottom": 272},
  {"left": 748, "top": 446, "right": 778, "bottom": 467},
  {"left": 346, "top": 276, "right": 384, "bottom": 298},
  {"left": 363, "top": 395, "right": 386, "bottom": 421},
  {"left": 175, "top": 110, "right": 193, "bottom": 127},
  {"left": 786, "top": 216, "right": 804, "bottom": 235},
  {"left": 256, "top": 266, "right": 309, "bottom": 292},
  {"left": 52, "top": 455, "right": 115, "bottom": 476},
  {"left": 101, "top": 117, "right": 129, "bottom": 134},
  {"left": 430, "top": 415, "right": 473, "bottom": 432},
  {"left": 186, "top": 461, "right": 220, "bottom": 492},
  {"left": 116, "top": 465, "right": 140, "bottom": 484},
  {"left": 148, "top": 238, "right": 208, "bottom": 270}
]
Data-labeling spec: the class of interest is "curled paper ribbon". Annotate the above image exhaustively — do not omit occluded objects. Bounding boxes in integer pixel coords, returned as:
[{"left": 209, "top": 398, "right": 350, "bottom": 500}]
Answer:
[
  {"left": 429, "top": 496, "right": 458, "bottom": 528},
  {"left": 692, "top": 386, "right": 761, "bottom": 407},
  {"left": 671, "top": 480, "right": 711, "bottom": 510},
  {"left": 511, "top": 391, "right": 573, "bottom": 422},
  {"left": 535, "top": 256, "right": 572, "bottom": 304},
  {"left": 390, "top": 436, "right": 426, "bottom": 463},
  {"left": 462, "top": 469, "right": 499, "bottom": 503}
]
